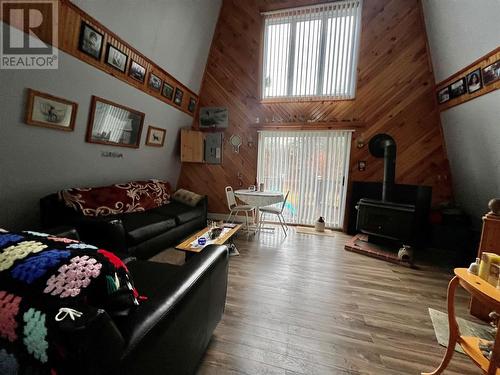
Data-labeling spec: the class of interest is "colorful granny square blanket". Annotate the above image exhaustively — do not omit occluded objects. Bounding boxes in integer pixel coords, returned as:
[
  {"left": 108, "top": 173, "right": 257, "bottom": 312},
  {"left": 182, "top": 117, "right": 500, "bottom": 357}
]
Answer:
[{"left": 0, "top": 230, "right": 141, "bottom": 374}]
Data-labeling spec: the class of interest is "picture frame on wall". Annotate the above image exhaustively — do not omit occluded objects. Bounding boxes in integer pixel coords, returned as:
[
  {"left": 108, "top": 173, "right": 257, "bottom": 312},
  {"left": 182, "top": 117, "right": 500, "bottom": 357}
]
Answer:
[
  {"left": 78, "top": 22, "right": 104, "bottom": 60},
  {"left": 105, "top": 44, "right": 128, "bottom": 72},
  {"left": 174, "top": 88, "right": 183, "bottom": 106},
  {"left": 145, "top": 126, "right": 166, "bottom": 147},
  {"left": 449, "top": 78, "right": 466, "bottom": 99},
  {"left": 199, "top": 107, "right": 229, "bottom": 128},
  {"left": 466, "top": 68, "right": 483, "bottom": 94},
  {"left": 482, "top": 61, "right": 500, "bottom": 85},
  {"left": 188, "top": 97, "right": 197, "bottom": 113},
  {"left": 148, "top": 73, "right": 162, "bottom": 92},
  {"left": 25, "top": 89, "right": 78, "bottom": 131},
  {"left": 86, "top": 96, "right": 145, "bottom": 148},
  {"left": 161, "top": 83, "right": 174, "bottom": 100},
  {"left": 129, "top": 60, "right": 146, "bottom": 83},
  {"left": 437, "top": 87, "right": 450, "bottom": 104}
]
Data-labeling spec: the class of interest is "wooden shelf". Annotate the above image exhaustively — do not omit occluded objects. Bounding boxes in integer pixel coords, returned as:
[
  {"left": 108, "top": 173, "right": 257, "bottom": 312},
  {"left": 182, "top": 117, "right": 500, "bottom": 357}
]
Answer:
[
  {"left": 459, "top": 336, "right": 500, "bottom": 375},
  {"left": 250, "top": 121, "right": 365, "bottom": 131}
]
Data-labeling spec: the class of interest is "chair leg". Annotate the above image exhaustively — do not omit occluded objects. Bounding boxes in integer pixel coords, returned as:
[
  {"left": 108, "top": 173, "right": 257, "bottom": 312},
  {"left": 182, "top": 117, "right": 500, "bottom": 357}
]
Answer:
[
  {"left": 277, "top": 214, "right": 287, "bottom": 236},
  {"left": 280, "top": 214, "right": 289, "bottom": 231},
  {"left": 258, "top": 212, "right": 265, "bottom": 233},
  {"left": 226, "top": 210, "right": 234, "bottom": 223},
  {"left": 244, "top": 211, "right": 249, "bottom": 233}
]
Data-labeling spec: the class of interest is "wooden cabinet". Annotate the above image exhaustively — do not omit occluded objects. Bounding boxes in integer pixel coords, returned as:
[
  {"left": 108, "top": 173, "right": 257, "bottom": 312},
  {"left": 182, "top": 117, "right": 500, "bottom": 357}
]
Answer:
[
  {"left": 180, "top": 129, "right": 204, "bottom": 163},
  {"left": 470, "top": 213, "right": 500, "bottom": 320}
]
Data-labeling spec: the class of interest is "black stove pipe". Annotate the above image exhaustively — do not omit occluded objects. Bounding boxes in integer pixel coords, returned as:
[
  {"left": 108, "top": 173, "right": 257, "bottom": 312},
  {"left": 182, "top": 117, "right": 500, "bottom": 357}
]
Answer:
[{"left": 382, "top": 139, "right": 396, "bottom": 202}]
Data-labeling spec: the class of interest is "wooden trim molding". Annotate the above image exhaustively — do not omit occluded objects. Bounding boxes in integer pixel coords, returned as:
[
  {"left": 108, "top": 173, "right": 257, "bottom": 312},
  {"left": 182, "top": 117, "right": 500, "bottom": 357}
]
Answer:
[
  {"left": 436, "top": 47, "right": 500, "bottom": 112},
  {"left": 251, "top": 121, "right": 364, "bottom": 131},
  {"left": 1, "top": 0, "right": 198, "bottom": 116}
]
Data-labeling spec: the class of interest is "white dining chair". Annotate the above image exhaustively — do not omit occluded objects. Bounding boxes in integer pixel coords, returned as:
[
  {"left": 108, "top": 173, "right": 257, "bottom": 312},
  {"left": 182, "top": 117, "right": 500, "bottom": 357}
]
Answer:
[
  {"left": 258, "top": 191, "right": 289, "bottom": 236},
  {"left": 225, "top": 186, "right": 255, "bottom": 231}
]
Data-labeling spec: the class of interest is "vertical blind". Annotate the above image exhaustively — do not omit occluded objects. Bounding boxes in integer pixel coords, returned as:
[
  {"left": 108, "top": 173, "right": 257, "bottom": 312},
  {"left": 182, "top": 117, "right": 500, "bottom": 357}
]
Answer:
[
  {"left": 257, "top": 130, "right": 352, "bottom": 228},
  {"left": 261, "top": 0, "right": 363, "bottom": 100}
]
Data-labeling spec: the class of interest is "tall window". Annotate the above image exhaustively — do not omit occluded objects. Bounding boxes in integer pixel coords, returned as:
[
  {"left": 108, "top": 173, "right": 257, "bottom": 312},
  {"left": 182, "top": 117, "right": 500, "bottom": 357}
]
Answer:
[
  {"left": 257, "top": 130, "right": 352, "bottom": 228},
  {"left": 261, "top": 0, "right": 363, "bottom": 101}
]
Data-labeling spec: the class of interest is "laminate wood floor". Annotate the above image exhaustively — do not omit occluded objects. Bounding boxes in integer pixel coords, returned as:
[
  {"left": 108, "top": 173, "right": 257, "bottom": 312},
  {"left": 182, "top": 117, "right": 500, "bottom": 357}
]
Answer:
[{"left": 196, "top": 227, "right": 482, "bottom": 375}]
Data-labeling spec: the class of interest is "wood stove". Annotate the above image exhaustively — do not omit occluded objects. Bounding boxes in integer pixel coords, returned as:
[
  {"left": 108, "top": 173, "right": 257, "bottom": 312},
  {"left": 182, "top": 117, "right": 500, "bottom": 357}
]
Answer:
[{"left": 355, "top": 134, "right": 421, "bottom": 247}]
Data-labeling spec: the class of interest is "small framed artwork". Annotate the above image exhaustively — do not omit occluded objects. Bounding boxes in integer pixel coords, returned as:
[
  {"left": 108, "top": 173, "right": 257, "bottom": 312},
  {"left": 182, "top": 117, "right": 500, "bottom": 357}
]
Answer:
[
  {"left": 437, "top": 87, "right": 450, "bottom": 104},
  {"left": 174, "top": 88, "right": 183, "bottom": 106},
  {"left": 466, "top": 69, "right": 483, "bottom": 94},
  {"left": 78, "top": 22, "right": 104, "bottom": 60},
  {"left": 105, "top": 44, "right": 128, "bottom": 73},
  {"left": 148, "top": 73, "right": 162, "bottom": 92},
  {"left": 449, "top": 78, "right": 466, "bottom": 98},
  {"left": 86, "top": 96, "right": 145, "bottom": 148},
  {"left": 161, "top": 82, "right": 174, "bottom": 100},
  {"left": 482, "top": 61, "right": 500, "bottom": 85},
  {"left": 25, "top": 89, "right": 78, "bottom": 131},
  {"left": 200, "top": 107, "right": 229, "bottom": 128},
  {"left": 145, "top": 126, "right": 166, "bottom": 147},
  {"left": 129, "top": 60, "right": 146, "bottom": 83},
  {"left": 188, "top": 97, "right": 197, "bottom": 113}
]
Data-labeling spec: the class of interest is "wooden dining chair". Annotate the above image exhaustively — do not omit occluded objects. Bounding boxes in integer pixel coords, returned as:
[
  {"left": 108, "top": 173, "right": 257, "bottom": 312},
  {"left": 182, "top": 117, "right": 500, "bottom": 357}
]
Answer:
[
  {"left": 258, "top": 191, "right": 289, "bottom": 236},
  {"left": 225, "top": 186, "right": 255, "bottom": 231}
]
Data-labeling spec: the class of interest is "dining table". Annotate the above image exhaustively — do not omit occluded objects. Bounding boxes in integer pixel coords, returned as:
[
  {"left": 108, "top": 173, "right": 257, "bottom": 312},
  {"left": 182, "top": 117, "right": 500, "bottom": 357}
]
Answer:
[{"left": 234, "top": 189, "right": 284, "bottom": 231}]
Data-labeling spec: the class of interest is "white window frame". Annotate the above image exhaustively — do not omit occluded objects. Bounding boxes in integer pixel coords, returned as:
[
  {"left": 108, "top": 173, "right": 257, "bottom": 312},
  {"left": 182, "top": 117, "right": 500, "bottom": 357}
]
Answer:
[{"left": 260, "top": 0, "right": 363, "bottom": 102}]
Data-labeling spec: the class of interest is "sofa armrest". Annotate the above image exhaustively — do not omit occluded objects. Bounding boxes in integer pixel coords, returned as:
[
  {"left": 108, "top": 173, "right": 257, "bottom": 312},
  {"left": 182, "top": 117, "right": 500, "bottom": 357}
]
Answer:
[
  {"left": 123, "top": 244, "right": 229, "bottom": 356},
  {"left": 75, "top": 216, "right": 128, "bottom": 253}
]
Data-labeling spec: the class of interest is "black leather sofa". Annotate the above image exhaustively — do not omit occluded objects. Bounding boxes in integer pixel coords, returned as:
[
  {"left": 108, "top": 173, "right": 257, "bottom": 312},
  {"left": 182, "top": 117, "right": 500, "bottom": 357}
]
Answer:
[
  {"left": 40, "top": 193, "right": 208, "bottom": 259},
  {"left": 61, "top": 244, "right": 229, "bottom": 375}
]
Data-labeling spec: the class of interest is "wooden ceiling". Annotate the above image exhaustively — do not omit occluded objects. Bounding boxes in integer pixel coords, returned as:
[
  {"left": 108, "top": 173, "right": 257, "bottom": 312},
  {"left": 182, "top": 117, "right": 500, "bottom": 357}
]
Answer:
[{"left": 177, "top": 0, "right": 452, "bottom": 216}]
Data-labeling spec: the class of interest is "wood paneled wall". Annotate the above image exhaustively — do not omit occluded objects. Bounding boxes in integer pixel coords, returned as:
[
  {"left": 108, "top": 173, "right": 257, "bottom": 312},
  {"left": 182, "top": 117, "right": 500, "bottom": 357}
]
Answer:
[{"left": 177, "top": 0, "right": 453, "bottom": 216}]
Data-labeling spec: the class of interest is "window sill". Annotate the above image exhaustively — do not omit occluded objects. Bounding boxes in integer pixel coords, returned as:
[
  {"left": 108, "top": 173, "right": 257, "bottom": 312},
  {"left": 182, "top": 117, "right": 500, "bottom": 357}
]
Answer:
[{"left": 260, "top": 96, "right": 356, "bottom": 104}]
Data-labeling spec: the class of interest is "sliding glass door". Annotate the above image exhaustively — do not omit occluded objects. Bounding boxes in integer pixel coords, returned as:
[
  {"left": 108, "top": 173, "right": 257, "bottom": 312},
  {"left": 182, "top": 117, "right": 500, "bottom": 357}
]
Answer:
[{"left": 257, "top": 130, "right": 352, "bottom": 228}]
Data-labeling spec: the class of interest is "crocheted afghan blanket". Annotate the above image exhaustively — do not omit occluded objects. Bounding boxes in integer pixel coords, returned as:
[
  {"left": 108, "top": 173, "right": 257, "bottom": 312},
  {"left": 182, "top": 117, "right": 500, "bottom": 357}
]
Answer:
[{"left": 0, "top": 229, "right": 141, "bottom": 375}]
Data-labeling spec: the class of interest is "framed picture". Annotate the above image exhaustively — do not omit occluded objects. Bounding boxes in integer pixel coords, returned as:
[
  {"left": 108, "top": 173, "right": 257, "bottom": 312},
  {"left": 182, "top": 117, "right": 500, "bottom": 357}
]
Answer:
[
  {"left": 188, "top": 97, "right": 197, "bottom": 113},
  {"left": 161, "top": 83, "right": 174, "bottom": 100},
  {"left": 199, "top": 107, "right": 229, "bottom": 128},
  {"left": 145, "top": 126, "right": 166, "bottom": 147},
  {"left": 148, "top": 73, "right": 162, "bottom": 92},
  {"left": 25, "top": 89, "right": 78, "bottom": 131},
  {"left": 449, "top": 78, "right": 466, "bottom": 98},
  {"left": 437, "top": 87, "right": 450, "bottom": 104},
  {"left": 174, "top": 88, "right": 183, "bottom": 106},
  {"left": 86, "top": 96, "right": 145, "bottom": 148},
  {"left": 466, "top": 69, "right": 483, "bottom": 94},
  {"left": 129, "top": 60, "right": 146, "bottom": 83},
  {"left": 78, "top": 22, "right": 104, "bottom": 60},
  {"left": 482, "top": 61, "right": 500, "bottom": 85},
  {"left": 105, "top": 44, "right": 128, "bottom": 73}
]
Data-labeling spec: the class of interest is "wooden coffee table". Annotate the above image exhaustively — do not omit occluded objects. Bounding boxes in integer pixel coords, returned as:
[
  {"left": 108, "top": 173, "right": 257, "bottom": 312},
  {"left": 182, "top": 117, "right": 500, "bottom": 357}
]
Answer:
[{"left": 176, "top": 224, "right": 242, "bottom": 254}]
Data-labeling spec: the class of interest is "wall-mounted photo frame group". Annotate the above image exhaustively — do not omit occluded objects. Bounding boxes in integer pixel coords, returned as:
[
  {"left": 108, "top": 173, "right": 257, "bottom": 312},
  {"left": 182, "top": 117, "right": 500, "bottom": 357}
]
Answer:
[
  {"left": 25, "top": 89, "right": 78, "bottom": 131},
  {"left": 436, "top": 46, "right": 500, "bottom": 111},
  {"left": 145, "top": 126, "right": 166, "bottom": 147},
  {"left": 86, "top": 96, "right": 145, "bottom": 149},
  {"left": 70, "top": 12, "right": 199, "bottom": 116}
]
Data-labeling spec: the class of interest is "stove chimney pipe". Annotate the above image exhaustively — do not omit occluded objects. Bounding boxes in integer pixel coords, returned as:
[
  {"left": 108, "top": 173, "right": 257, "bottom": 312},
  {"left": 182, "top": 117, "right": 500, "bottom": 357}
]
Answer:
[{"left": 368, "top": 134, "right": 397, "bottom": 202}]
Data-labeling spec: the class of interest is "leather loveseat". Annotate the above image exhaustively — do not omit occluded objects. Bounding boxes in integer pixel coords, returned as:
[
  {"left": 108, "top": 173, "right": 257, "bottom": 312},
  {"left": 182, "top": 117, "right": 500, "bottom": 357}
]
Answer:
[{"left": 40, "top": 180, "right": 207, "bottom": 259}]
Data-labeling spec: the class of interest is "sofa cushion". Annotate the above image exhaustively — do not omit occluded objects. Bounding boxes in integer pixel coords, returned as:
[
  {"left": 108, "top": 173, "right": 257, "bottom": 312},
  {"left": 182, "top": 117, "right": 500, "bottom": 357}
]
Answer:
[
  {"left": 59, "top": 179, "right": 171, "bottom": 217},
  {"left": 152, "top": 202, "right": 204, "bottom": 225},
  {"left": 121, "top": 211, "right": 176, "bottom": 245},
  {"left": 172, "top": 189, "right": 204, "bottom": 207}
]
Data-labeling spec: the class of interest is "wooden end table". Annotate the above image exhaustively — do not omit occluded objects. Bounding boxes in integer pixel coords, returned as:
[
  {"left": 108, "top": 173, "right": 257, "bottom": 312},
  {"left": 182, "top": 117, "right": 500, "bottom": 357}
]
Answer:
[
  {"left": 422, "top": 268, "right": 500, "bottom": 375},
  {"left": 175, "top": 224, "right": 242, "bottom": 255}
]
